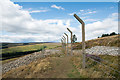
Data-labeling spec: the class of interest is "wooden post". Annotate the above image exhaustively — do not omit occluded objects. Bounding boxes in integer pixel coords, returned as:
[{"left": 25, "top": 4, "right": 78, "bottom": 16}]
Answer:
[
  {"left": 67, "top": 28, "right": 73, "bottom": 56},
  {"left": 42, "top": 48, "right": 45, "bottom": 58},
  {"left": 62, "top": 37, "right": 65, "bottom": 53},
  {"left": 64, "top": 33, "right": 69, "bottom": 56},
  {"left": 63, "top": 36, "right": 66, "bottom": 54},
  {"left": 74, "top": 14, "right": 86, "bottom": 69},
  {"left": 61, "top": 39, "right": 64, "bottom": 50}
]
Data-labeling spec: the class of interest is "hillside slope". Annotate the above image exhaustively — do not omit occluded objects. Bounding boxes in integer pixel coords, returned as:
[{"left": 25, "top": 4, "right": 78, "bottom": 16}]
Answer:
[
  {"left": 73, "top": 35, "right": 120, "bottom": 50},
  {"left": 2, "top": 35, "right": 120, "bottom": 78}
]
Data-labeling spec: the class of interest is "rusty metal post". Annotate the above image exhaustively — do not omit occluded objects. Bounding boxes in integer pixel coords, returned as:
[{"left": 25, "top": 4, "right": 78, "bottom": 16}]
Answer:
[
  {"left": 64, "top": 33, "right": 69, "bottom": 56},
  {"left": 67, "top": 28, "right": 73, "bottom": 56},
  {"left": 63, "top": 36, "right": 66, "bottom": 54},
  {"left": 74, "top": 14, "right": 86, "bottom": 69}
]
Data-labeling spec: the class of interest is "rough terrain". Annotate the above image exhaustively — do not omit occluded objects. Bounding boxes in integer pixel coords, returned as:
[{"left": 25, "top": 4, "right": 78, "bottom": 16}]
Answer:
[{"left": 2, "top": 49, "right": 62, "bottom": 74}]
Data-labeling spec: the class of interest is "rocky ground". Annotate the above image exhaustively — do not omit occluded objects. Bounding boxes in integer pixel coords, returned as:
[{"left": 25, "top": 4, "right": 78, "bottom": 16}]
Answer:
[
  {"left": 2, "top": 49, "right": 62, "bottom": 74},
  {"left": 85, "top": 46, "right": 119, "bottom": 56},
  {"left": 73, "top": 46, "right": 119, "bottom": 56}
]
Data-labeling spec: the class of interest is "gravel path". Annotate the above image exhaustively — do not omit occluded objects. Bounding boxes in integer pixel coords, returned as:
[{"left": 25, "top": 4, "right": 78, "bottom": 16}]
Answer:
[{"left": 2, "top": 49, "right": 62, "bottom": 74}]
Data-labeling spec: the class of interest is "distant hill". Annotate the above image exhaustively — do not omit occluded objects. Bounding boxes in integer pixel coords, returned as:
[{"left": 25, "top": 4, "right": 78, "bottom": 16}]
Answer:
[
  {"left": 73, "top": 35, "right": 120, "bottom": 50},
  {"left": 1, "top": 42, "right": 56, "bottom": 49}
]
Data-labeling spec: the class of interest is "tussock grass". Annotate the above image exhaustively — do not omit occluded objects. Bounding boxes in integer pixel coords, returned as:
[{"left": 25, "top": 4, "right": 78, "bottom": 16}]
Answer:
[
  {"left": 71, "top": 54, "right": 119, "bottom": 78},
  {"left": 73, "top": 35, "right": 120, "bottom": 50},
  {"left": 3, "top": 57, "right": 52, "bottom": 78}
]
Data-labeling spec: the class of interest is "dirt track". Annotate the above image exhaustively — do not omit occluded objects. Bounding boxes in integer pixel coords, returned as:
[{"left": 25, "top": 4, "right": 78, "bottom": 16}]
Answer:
[{"left": 3, "top": 55, "right": 82, "bottom": 78}]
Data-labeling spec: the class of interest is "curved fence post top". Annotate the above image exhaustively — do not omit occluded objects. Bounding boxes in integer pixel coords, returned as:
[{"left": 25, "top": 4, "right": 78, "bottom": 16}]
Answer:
[
  {"left": 74, "top": 14, "right": 85, "bottom": 25},
  {"left": 63, "top": 36, "right": 66, "bottom": 39},
  {"left": 67, "top": 28, "right": 72, "bottom": 33},
  {"left": 64, "top": 33, "right": 68, "bottom": 37}
]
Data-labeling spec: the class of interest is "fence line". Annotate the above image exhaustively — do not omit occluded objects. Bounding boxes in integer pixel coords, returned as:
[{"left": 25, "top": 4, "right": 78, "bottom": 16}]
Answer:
[
  {"left": 87, "top": 57, "right": 115, "bottom": 77},
  {"left": 60, "top": 13, "right": 119, "bottom": 78},
  {"left": 101, "top": 57, "right": 118, "bottom": 66},
  {"left": 87, "top": 56, "right": 120, "bottom": 78},
  {"left": 86, "top": 54, "right": 120, "bottom": 74}
]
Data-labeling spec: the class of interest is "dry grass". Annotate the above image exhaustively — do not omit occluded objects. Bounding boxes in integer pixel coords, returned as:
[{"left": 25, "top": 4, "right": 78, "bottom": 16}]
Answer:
[
  {"left": 2, "top": 57, "right": 52, "bottom": 78},
  {"left": 71, "top": 54, "right": 119, "bottom": 78},
  {"left": 2, "top": 52, "right": 119, "bottom": 78},
  {"left": 73, "top": 35, "right": 120, "bottom": 50},
  {"left": 2, "top": 53, "right": 81, "bottom": 78}
]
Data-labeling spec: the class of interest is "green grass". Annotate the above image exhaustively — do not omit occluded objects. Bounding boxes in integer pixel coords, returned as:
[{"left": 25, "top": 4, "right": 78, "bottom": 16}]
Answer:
[
  {"left": 2, "top": 44, "right": 45, "bottom": 54},
  {"left": 2, "top": 43, "right": 61, "bottom": 55},
  {"left": 1, "top": 43, "right": 61, "bottom": 61},
  {"left": 1, "top": 44, "right": 46, "bottom": 60},
  {"left": 67, "top": 64, "right": 83, "bottom": 78},
  {"left": 1, "top": 44, "right": 46, "bottom": 55}
]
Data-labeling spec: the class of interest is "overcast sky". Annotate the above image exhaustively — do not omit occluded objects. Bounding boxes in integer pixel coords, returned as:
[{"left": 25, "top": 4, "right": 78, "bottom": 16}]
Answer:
[{"left": 0, "top": 0, "right": 118, "bottom": 43}]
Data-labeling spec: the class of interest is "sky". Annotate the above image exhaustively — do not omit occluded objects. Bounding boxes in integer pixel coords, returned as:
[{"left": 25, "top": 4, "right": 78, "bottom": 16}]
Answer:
[
  {"left": 0, "top": 0, "right": 118, "bottom": 43},
  {"left": 11, "top": 0, "right": 119, "bottom": 2}
]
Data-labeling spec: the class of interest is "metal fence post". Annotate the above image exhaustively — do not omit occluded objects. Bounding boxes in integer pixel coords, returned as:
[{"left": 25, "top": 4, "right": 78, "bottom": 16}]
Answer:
[
  {"left": 74, "top": 14, "right": 86, "bottom": 69},
  {"left": 64, "top": 33, "right": 69, "bottom": 56},
  {"left": 67, "top": 28, "right": 73, "bottom": 56}
]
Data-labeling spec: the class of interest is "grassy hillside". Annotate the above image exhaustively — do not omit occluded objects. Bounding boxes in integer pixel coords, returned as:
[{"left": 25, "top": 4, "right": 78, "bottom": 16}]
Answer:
[
  {"left": 2, "top": 35, "right": 120, "bottom": 78},
  {"left": 1, "top": 43, "right": 61, "bottom": 60},
  {"left": 73, "top": 35, "right": 120, "bottom": 50},
  {"left": 1, "top": 42, "right": 55, "bottom": 49},
  {"left": 2, "top": 53, "right": 119, "bottom": 78},
  {"left": 3, "top": 35, "right": 120, "bottom": 78},
  {"left": 1, "top": 44, "right": 45, "bottom": 60}
]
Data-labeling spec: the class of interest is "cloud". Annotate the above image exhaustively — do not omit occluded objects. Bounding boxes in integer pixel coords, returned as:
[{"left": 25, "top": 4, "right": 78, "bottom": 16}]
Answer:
[
  {"left": 80, "top": 10, "right": 84, "bottom": 12},
  {"left": 73, "top": 13, "right": 118, "bottom": 41},
  {"left": 1, "top": 34, "right": 60, "bottom": 43},
  {"left": 88, "top": 11, "right": 96, "bottom": 14},
  {"left": 29, "top": 10, "right": 48, "bottom": 13},
  {"left": 78, "top": 9, "right": 97, "bottom": 15},
  {"left": 84, "top": 19, "right": 98, "bottom": 22},
  {"left": 84, "top": 13, "right": 118, "bottom": 40},
  {"left": 110, "top": 6, "right": 114, "bottom": 9},
  {"left": 0, "top": 0, "right": 71, "bottom": 42},
  {"left": 69, "top": 9, "right": 97, "bottom": 16},
  {"left": 0, "top": 0, "right": 118, "bottom": 43},
  {"left": 68, "top": 12, "right": 76, "bottom": 16},
  {"left": 51, "top": 5, "right": 64, "bottom": 10}
]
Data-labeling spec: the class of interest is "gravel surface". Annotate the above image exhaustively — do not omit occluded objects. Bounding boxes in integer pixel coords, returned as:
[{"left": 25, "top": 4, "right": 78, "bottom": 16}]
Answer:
[
  {"left": 85, "top": 46, "right": 119, "bottom": 56},
  {"left": 2, "top": 49, "right": 62, "bottom": 74},
  {"left": 73, "top": 46, "right": 119, "bottom": 56}
]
